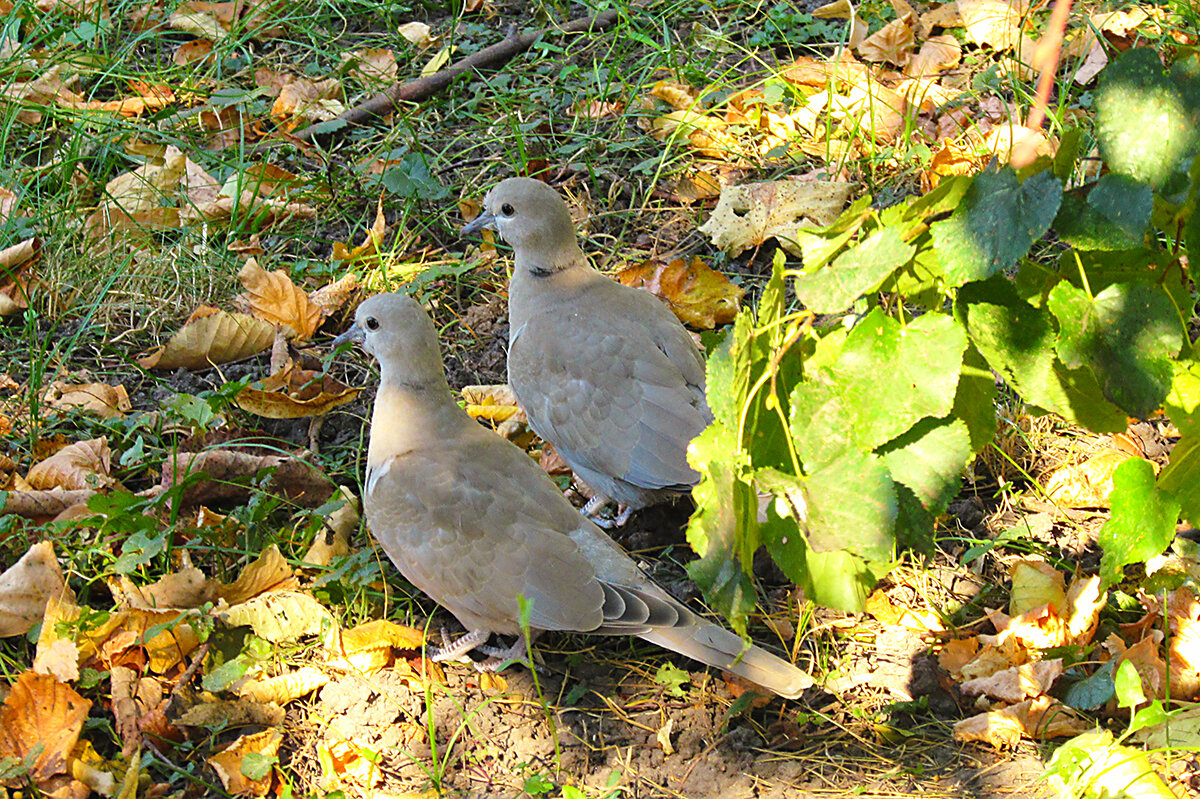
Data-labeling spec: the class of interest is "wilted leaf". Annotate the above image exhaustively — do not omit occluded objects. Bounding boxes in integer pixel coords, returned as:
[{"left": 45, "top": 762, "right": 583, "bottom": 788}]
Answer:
[
  {"left": 270, "top": 76, "right": 344, "bottom": 130},
  {"left": 957, "top": 0, "right": 1024, "bottom": 50},
  {"left": 221, "top": 589, "right": 333, "bottom": 642},
  {"left": 906, "top": 34, "right": 961, "bottom": 76},
  {"left": 462, "top": 384, "right": 525, "bottom": 425},
  {"left": 960, "top": 659, "right": 1063, "bottom": 702},
  {"left": 1009, "top": 559, "right": 1065, "bottom": 616},
  {"left": 342, "top": 48, "right": 398, "bottom": 84},
  {"left": 27, "top": 437, "right": 119, "bottom": 491},
  {"left": 615, "top": 256, "right": 744, "bottom": 329},
  {"left": 1043, "top": 449, "right": 1140, "bottom": 508},
  {"left": 699, "top": 180, "right": 853, "bottom": 256},
  {"left": 857, "top": 12, "right": 915, "bottom": 68},
  {"left": 0, "top": 672, "right": 89, "bottom": 786},
  {"left": 397, "top": 21, "right": 437, "bottom": 48},
  {"left": 953, "top": 695, "right": 1088, "bottom": 746},
  {"left": 42, "top": 381, "right": 131, "bottom": 418},
  {"left": 208, "top": 729, "right": 281, "bottom": 797},
  {"left": 234, "top": 353, "right": 361, "bottom": 418},
  {"left": 0, "top": 542, "right": 66, "bottom": 638},
  {"left": 173, "top": 37, "right": 214, "bottom": 66},
  {"left": 238, "top": 666, "right": 330, "bottom": 704},
  {"left": 310, "top": 272, "right": 360, "bottom": 318},
  {"left": 331, "top": 197, "right": 387, "bottom": 265},
  {"left": 302, "top": 488, "right": 359, "bottom": 566},
  {"left": 136, "top": 308, "right": 276, "bottom": 370},
  {"left": 217, "top": 545, "right": 297, "bottom": 606}
]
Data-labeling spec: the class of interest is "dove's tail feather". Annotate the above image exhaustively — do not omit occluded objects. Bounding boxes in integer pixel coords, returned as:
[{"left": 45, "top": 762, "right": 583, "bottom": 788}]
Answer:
[{"left": 639, "top": 617, "right": 814, "bottom": 699}]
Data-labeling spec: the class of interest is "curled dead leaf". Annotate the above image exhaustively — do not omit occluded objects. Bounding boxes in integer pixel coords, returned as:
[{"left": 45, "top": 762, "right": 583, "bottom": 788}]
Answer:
[
  {"left": 699, "top": 181, "right": 853, "bottom": 256},
  {"left": 42, "top": 381, "right": 131, "bottom": 418},
  {"left": 0, "top": 542, "right": 67, "bottom": 638},
  {"left": 236, "top": 258, "right": 323, "bottom": 340},
  {"left": 27, "top": 437, "right": 119, "bottom": 491},
  {"left": 615, "top": 256, "right": 744, "bottom": 329},
  {"left": 137, "top": 308, "right": 275, "bottom": 370}
]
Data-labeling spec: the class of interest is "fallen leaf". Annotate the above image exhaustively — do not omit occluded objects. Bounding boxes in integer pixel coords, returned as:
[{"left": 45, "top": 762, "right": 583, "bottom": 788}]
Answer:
[
  {"left": 234, "top": 259, "right": 322, "bottom": 339},
  {"left": 216, "top": 545, "right": 298, "bottom": 606},
  {"left": 238, "top": 666, "right": 330, "bottom": 704},
  {"left": 0, "top": 672, "right": 89, "bottom": 788},
  {"left": 615, "top": 256, "right": 744, "bottom": 329},
  {"left": 331, "top": 196, "right": 387, "bottom": 265},
  {"left": 173, "top": 37, "right": 214, "bottom": 66},
  {"left": 1044, "top": 450, "right": 1148, "bottom": 508},
  {"left": 960, "top": 658, "right": 1063, "bottom": 702},
  {"left": 221, "top": 590, "right": 333, "bottom": 643},
  {"left": 302, "top": 487, "right": 358, "bottom": 566},
  {"left": 309, "top": 272, "right": 360, "bottom": 317},
  {"left": 208, "top": 729, "right": 281, "bottom": 797},
  {"left": 234, "top": 349, "right": 359, "bottom": 419},
  {"left": 952, "top": 695, "right": 1088, "bottom": 746},
  {"left": 136, "top": 308, "right": 276, "bottom": 370},
  {"left": 0, "top": 542, "right": 67, "bottom": 638},
  {"left": 462, "top": 384, "right": 526, "bottom": 425},
  {"left": 342, "top": 48, "right": 398, "bottom": 84},
  {"left": 905, "top": 34, "right": 961, "bottom": 76},
  {"left": 857, "top": 12, "right": 915, "bottom": 68},
  {"left": 42, "top": 381, "right": 131, "bottom": 418},
  {"left": 397, "top": 21, "right": 438, "bottom": 48},
  {"left": 1009, "top": 559, "right": 1065, "bottom": 616},
  {"left": 699, "top": 180, "right": 853, "bottom": 256},
  {"left": 27, "top": 437, "right": 119, "bottom": 491},
  {"left": 270, "top": 76, "right": 344, "bottom": 130}
]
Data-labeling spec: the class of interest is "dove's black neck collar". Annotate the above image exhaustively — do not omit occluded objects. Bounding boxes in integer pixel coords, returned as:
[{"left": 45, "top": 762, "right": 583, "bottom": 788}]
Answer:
[{"left": 528, "top": 265, "right": 555, "bottom": 278}]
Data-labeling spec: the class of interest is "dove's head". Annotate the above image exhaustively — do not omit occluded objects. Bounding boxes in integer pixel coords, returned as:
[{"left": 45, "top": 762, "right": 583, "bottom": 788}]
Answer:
[
  {"left": 333, "top": 293, "right": 446, "bottom": 386},
  {"left": 461, "top": 178, "right": 582, "bottom": 270}
]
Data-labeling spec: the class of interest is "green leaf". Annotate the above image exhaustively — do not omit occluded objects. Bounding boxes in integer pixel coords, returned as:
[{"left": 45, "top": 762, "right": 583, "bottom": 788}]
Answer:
[
  {"left": 1186, "top": 153, "right": 1200, "bottom": 286},
  {"left": 792, "top": 228, "right": 915, "bottom": 313},
  {"left": 793, "top": 195, "right": 872, "bottom": 270},
  {"left": 956, "top": 277, "right": 1126, "bottom": 432},
  {"left": 653, "top": 662, "right": 691, "bottom": 697},
  {"left": 789, "top": 310, "right": 966, "bottom": 465},
  {"left": 1048, "top": 281, "right": 1181, "bottom": 417},
  {"left": 1063, "top": 658, "right": 1116, "bottom": 710},
  {"left": 241, "top": 752, "right": 275, "bottom": 781},
  {"left": 1054, "top": 175, "right": 1153, "bottom": 250},
  {"left": 686, "top": 424, "right": 757, "bottom": 633},
  {"left": 1166, "top": 360, "right": 1200, "bottom": 438},
  {"left": 705, "top": 329, "right": 740, "bottom": 430},
  {"left": 930, "top": 167, "right": 1062, "bottom": 287},
  {"left": 953, "top": 346, "right": 999, "bottom": 453},
  {"left": 879, "top": 417, "right": 973, "bottom": 515},
  {"left": 1098, "top": 457, "right": 1180, "bottom": 588},
  {"left": 1053, "top": 127, "right": 1083, "bottom": 181},
  {"left": 1114, "top": 660, "right": 1147, "bottom": 709},
  {"left": 1096, "top": 48, "right": 1198, "bottom": 187},
  {"left": 1159, "top": 435, "right": 1200, "bottom": 527}
]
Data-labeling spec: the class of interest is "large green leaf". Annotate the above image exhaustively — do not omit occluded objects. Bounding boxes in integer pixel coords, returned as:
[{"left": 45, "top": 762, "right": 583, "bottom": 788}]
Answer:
[
  {"left": 789, "top": 309, "right": 966, "bottom": 466},
  {"left": 1054, "top": 175, "right": 1153, "bottom": 250},
  {"left": 956, "top": 277, "right": 1126, "bottom": 431},
  {"left": 1099, "top": 457, "right": 1180, "bottom": 588},
  {"left": 930, "top": 167, "right": 1062, "bottom": 287},
  {"left": 793, "top": 228, "right": 915, "bottom": 313},
  {"left": 685, "top": 424, "right": 757, "bottom": 634},
  {"left": 1048, "top": 281, "right": 1181, "bottom": 417},
  {"left": 879, "top": 417, "right": 973, "bottom": 515},
  {"left": 1096, "top": 48, "right": 1198, "bottom": 187},
  {"left": 1165, "top": 359, "right": 1200, "bottom": 437},
  {"left": 954, "top": 345, "right": 1000, "bottom": 453},
  {"left": 1159, "top": 436, "right": 1200, "bottom": 528}
]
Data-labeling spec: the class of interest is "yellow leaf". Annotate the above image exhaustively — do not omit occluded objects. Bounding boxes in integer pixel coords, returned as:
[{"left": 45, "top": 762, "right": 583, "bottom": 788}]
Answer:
[
  {"left": 136, "top": 308, "right": 275, "bottom": 370},
  {"left": 615, "top": 256, "right": 744, "bottom": 329},
  {"left": 236, "top": 257, "right": 324, "bottom": 340}
]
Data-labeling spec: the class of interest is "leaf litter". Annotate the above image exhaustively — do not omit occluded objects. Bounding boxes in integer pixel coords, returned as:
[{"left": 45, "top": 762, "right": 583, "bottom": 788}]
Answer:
[{"left": 0, "top": 0, "right": 1197, "bottom": 796}]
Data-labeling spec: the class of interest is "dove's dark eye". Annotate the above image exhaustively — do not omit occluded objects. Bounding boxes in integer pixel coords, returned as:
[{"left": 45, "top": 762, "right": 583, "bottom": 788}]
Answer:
[
  {"left": 365, "top": 317, "right": 379, "bottom": 331},
  {"left": 501, "top": 203, "right": 515, "bottom": 216}
]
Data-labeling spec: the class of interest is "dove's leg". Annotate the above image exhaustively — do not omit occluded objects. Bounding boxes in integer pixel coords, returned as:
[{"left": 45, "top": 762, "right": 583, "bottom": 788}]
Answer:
[
  {"left": 430, "top": 628, "right": 491, "bottom": 663},
  {"left": 475, "top": 631, "right": 538, "bottom": 672},
  {"left": 580, "top": 494, "right": 633, "bottom": 529}
]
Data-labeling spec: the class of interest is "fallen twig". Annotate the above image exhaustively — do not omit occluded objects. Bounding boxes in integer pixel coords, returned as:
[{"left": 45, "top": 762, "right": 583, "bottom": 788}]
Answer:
[{"left": 291, "top": 10, "right": 620, "bottom": 146}]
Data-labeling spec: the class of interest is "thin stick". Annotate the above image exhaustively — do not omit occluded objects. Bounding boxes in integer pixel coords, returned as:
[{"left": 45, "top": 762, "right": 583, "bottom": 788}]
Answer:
[
  {"left": 291, "top": 10, "right": 620, "bottom": 145},
  {"left": 1013, "top": 0, "right": 1074, "bottom": 167}
]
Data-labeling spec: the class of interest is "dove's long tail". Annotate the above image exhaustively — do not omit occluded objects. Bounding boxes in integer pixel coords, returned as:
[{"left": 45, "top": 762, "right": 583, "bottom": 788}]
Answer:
[{"left": 639, "top": 617, "right": 813, "bottom": 699}]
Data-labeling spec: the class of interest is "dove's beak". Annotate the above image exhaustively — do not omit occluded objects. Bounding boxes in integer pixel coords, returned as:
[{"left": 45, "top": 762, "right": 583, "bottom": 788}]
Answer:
[
  {"left": 332, "top": 324, "right": 364, "bottom": 350},
  {"left": 461, "top": 211, "right": 496, "bottom": 237}
]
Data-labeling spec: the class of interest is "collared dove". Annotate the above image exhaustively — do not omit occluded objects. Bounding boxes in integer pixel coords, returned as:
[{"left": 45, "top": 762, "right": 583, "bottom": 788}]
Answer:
[
  {"left": 334, "top": 293, "right": 813, "bottom": 698},
  {"left": 462, "top": 178, "right": 712, "bottom": 527}
]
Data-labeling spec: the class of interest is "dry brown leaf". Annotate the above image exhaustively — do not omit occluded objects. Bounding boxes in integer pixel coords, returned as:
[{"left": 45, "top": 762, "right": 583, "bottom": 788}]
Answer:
[
  {"left": 208, "top": 729, "right": 281, "bottom": 797},
  {"left": 113, "top": 564, "right": 216, "bottom": 610},
  {"left": 42, "top": 381, "right": 131, "bottom": 418},
  {"left": 302, "top": 487, "right": 358, "bottom": 566},
  {"left": 343, "top": 48, "right": 398, "bottom": 84},
  {"left": 27, "top": 437, "right": 119, "bottom": 491},
  {"left": 1044, "top": 450, "right": 1147, "bottom": 508},
  {"left": 812, "top": 0, "right": 869, "bottom": 47},
  {"left": 173, "top": 37, "right": 214, "bottom": 66},
  {"left": 158, "top": 450, "right": 337, "bottom": 507},
  {"left": 238, "top": 666, "right": 330, "bottom": 704},
  {"left": 331, "top": 196, "right": 387, "bottom": 265},
  {"left": 234, "top": 354, "right": 361, "bottom": 419},
  {"left": 938, "top": 636, "right": 980, "bottom": 678},
  {"left": 1009, "top": 559, "right": 1065, "bottom": 616},
  {"left": 615, "top": 256, "right": 744, "bottom": 329},
  {"left": 236, "top": 257, "right": 324, "bottom": 340},
  {"left": 397, "top": 21, "right": 438, "bottom": 48},
  {"left": 960, "top": 658, "right": 1063, "bottom": 702},
  {"left": 699, "top": 180, "right": 853, "bottom": 256},
  {"left": 648, "top": 79, "right": 701, "bottom": 111},
  {"left": 0, "top": 672, "right": 89, "bottom": 788},
  {"left": 309, "top": 272, "right": 360, "bottom": 317},
  {"left": 216, "top": 545, "right": 298, "bottom": 606},
  {"left": 905, "top": 34, "right": 962, "bottom": 76},
  {"left": 857, "top": 12, "right": 915, "bottom": 68},
  {"left": 571, "top": 98, "right": 624, "bottom": 119},
  {"left": 957, "top": 0, "right": 1025, "bottom": 50},
  {"left": 0, "top": 240, "right": 37, "bottom": 315},
  {"left": 136, "top": 308, "right": 275, "bottom": 370},
  {"left": 270, "top": 76, "right": 344, "bottom": 130},
  {"left": 222, "top": 589, "right": 333, "bottom": 643},
  {"left": 0, "top": 542, "right": 67, "bottom": 638},
  {"left": 953, "top": 696, "right": 1088, "bottom": 747}
]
